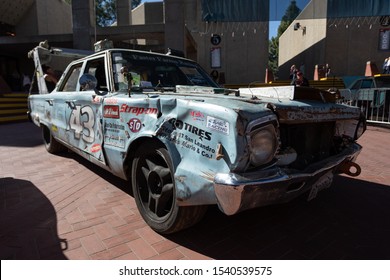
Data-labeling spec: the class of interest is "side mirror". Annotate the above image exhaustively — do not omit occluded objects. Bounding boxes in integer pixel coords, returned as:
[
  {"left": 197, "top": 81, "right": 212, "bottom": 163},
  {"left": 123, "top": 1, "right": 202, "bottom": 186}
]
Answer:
[{"left": 79, "top": 74, "right": 97, "bottom": 91}]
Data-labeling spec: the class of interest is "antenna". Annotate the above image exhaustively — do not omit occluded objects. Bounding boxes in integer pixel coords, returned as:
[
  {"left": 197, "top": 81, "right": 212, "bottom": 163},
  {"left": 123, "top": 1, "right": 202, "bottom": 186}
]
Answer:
[
  {"left": 94, "top": 0, "right": 97, "bottom": 43},
  {"left": 247, "top": 81, "right": 283, "bottom": 102},
  {"left": 248, "top": 81, "right": 263, "bottom": 99}
]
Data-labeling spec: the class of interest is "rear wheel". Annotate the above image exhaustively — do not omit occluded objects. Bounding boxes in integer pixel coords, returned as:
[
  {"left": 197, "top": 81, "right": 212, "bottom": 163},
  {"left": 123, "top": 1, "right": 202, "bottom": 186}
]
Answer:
[
  {"left": 42, "top": 125, "right": 66, "bottom": 154},
  {"left": 131, "top": 141, "right": 207, "bottom": 234}
]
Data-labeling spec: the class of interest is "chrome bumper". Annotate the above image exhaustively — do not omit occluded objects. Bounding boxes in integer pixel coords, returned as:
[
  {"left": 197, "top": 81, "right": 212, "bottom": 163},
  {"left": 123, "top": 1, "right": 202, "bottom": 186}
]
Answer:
[{"left": 214, "top": 143, "right": 362, "bottom": 215}]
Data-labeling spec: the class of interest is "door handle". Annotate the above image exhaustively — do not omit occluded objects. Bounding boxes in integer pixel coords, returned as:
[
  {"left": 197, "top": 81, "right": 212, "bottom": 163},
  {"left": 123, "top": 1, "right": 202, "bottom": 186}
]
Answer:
[
  {"left": 65, "top": 100, "right": 76, "bottom": 110},
  {"left": 45, "top": 99, "right": 54, "bottom": 106}
]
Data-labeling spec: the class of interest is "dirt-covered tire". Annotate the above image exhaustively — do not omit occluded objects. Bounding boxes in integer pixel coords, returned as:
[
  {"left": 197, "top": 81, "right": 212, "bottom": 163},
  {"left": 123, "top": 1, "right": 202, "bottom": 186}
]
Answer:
[
  {"left": 42, "top": 125, "right": 66, "bottom": 154},
  {"left": 131, "top": 141, "right": 207, "bottom": 234}
]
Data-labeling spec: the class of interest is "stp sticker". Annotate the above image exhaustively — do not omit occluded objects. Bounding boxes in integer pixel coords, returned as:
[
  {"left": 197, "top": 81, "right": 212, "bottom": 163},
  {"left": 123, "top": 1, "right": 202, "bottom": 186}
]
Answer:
[{"left": 128, "top": 118, "right": 142, "bottom": 133}]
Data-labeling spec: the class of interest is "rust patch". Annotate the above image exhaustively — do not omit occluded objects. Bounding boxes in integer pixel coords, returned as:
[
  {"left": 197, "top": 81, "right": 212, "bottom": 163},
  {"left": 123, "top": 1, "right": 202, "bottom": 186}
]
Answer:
[{"left": 276, "top": 106, "right": 360, "bottom": 123}]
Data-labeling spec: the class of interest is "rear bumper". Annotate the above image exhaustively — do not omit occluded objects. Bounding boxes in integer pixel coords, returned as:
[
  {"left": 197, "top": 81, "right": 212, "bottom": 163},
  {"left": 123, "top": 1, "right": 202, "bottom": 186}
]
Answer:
[{"left": 214, "top": 143, "right": 362, "bottom": 215}]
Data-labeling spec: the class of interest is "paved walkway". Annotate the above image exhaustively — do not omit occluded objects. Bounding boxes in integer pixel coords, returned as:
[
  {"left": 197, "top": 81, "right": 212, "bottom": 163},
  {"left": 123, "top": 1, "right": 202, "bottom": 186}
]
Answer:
[{"left": 1, "top": 122, "right": 389, "bottom": 260}]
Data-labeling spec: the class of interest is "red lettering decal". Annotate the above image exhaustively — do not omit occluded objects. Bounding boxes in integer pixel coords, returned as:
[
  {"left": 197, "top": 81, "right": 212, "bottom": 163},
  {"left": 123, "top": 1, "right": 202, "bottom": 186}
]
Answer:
[
  {"left": 103, "top": 105, "right": 120, "bottom": 119},
  {"left": 120, "top": 105, "right": 158, "bottom": 115},
  {"left": 137, "top": 108, "right": 145, "bottom": 115},
  {"left": 120, "top": 104, "right": 128, "bottom": 112}
]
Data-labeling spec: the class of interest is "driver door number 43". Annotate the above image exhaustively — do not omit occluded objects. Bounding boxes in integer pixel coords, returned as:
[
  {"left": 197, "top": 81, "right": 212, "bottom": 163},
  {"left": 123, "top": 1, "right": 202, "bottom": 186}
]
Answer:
[{"left": 68, "top": 105, "right": 95, "bottom": 143}]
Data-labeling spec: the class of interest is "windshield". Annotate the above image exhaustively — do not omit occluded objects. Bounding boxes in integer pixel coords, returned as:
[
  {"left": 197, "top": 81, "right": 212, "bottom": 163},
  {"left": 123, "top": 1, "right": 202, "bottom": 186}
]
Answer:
[{"left": 111, "top": 51, "right": 219, "bottom": 91}]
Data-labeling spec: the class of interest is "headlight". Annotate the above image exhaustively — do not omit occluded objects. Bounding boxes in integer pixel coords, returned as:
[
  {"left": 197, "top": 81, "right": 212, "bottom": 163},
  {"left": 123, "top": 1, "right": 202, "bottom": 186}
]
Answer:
[
  {"left": 335, "top": 117, "right": 366, "bottom": 140},
  {"left": 249, "top": 124, "right": 278, "bottom": 166},
  {"left": 355, "top": 118, "right": 366, "bottom": 140}
]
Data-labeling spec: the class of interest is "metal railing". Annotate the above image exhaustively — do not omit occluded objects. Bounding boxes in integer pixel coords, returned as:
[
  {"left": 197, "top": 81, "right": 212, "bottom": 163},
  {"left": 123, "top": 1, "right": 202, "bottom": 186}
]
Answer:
[{"left": 339, "top": 88, "right": 390, "bottom": 125}]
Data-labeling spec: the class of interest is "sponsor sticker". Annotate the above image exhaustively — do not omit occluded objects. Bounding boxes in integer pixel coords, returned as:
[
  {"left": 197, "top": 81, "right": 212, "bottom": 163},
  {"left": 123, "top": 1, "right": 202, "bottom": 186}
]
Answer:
[
  {"left": 190, "top": 111, "right": 205, "bottom": 122},
  {"left": 103, "top": 105, "right": 120, "bottom": 119},
  {"left": 91, "top": 143, "right": 101, "bottom": 153},
  {"left": 127, "top": 118, "right": 142, "bottom": 133},
  {"left": 104, "top": 135, "right": 125, "bottom": 148},
  {"left": 169, "top": 119, "right": 212, "bottom": 141},
  {"left": 104, "top": 122, "right": 125, "bottom": 133},
  {"left": 51, "top": 125, "right": 58, "bottom": 132},
  {"left": 104, "top": 98, "right": 118, "bottom": 105},
  {"left": 206, "top": 116, "right": 229, "bottom": 135},
  {"left": 92, "top": 96, "right": 103, "bottom": 104},
  {"left": 120, "top": 105, "right": 158, "bottom": 115}
]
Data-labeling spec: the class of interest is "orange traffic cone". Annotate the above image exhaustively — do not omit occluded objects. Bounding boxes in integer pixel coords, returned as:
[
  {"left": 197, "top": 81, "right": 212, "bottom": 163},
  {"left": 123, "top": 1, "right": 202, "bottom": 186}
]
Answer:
[{"left": 365, "top": 61, "right": 379, "bottom": 77}]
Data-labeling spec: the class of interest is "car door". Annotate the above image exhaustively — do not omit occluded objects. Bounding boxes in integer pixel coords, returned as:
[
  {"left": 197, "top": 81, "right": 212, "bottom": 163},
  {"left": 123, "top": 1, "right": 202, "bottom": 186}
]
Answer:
[
  {"left": 49, "top": 63, "right": 83, "bottom": 144},
  {"left": 63, "top": 56, "right": 107, "bottom": 165}
]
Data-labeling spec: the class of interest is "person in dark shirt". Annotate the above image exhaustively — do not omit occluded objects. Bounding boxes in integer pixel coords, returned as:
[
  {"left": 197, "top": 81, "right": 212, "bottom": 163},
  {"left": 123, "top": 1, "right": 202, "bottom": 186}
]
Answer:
[{"left": 291, "top": 71, "right": 310, "bottom": 87}]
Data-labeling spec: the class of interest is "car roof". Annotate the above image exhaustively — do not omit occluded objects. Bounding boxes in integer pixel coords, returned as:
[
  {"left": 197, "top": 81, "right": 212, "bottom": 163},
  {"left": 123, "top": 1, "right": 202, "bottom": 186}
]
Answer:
[{"left": 73, "top": 48, "right": 195, "bottom": 64}]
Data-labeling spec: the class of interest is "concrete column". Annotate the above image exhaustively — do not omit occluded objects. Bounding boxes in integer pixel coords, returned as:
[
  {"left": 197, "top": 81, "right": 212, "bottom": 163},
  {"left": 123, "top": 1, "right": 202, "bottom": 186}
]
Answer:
[
  {"left": 72, "top": 0, "right": 95, "bottom": 50},
  {"left": 164, "top": 0, "right": 185, "bottom": 53},
  {"left": 117, "top": 0, "right": 132, "bottom": 26}
]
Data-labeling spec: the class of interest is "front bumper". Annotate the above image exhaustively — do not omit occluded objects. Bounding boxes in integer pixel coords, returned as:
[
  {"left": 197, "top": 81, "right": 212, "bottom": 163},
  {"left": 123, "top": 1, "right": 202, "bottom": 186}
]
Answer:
[{"left": 214, "top": 143, "right": 362, "bottom": 215}]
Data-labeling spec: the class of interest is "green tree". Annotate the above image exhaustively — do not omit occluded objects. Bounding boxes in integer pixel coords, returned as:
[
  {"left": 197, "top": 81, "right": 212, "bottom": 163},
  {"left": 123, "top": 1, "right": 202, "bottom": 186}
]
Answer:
[
  {"left": 268, "top": 1, "right": 301, "bottom": 78},
  {"left": 96, "top": 0, "right": 142, "bottom": 27}
]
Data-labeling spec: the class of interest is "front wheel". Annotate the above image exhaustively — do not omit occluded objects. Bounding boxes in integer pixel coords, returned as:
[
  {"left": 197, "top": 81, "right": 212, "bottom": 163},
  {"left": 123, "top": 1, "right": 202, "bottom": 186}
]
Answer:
[{"left": 131, "top": 141, "right": 207, "bottom": 234}]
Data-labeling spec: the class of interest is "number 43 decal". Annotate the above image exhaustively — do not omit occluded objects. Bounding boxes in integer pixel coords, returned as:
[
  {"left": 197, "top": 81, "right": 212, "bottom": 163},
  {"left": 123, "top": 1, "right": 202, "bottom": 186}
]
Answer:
[{"left": 68, "top": 105, "right": 95, "bottom": 143}]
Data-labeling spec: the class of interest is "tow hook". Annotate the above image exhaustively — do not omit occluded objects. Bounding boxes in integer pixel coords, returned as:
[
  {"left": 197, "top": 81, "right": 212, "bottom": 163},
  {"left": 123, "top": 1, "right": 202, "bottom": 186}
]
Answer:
[{"left": 339, "top": 161, "right": 361, "bottom": 177}]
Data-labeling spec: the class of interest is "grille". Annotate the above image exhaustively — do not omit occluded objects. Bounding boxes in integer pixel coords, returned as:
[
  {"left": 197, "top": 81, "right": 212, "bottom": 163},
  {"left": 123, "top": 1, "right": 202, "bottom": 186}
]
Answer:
[{"left": 279, "top": 122, "right": 337, "bottom": 170}]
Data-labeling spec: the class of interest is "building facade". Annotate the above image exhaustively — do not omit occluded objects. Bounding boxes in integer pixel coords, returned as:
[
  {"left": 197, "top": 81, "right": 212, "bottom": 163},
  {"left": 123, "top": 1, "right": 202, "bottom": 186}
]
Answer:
[
  {"left": 279, "top": 0, "right": 390, "bottom": 80},
  {"left": 0, "top": 0, "right": 270, "bottom": 91}
]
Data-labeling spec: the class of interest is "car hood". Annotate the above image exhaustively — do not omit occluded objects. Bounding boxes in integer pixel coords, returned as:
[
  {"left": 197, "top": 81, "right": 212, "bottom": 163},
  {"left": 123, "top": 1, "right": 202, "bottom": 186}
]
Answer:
[
  {"left": 108, "top": 85, "right": 360, "bottom": 125},
  {"left": 146, "top": 85, "right": 362, "bottom": 123}
]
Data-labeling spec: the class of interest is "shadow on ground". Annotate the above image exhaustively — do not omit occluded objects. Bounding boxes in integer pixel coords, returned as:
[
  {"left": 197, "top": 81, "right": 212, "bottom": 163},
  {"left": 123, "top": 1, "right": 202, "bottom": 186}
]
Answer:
[
  {"left": 0, "top": 122, "right": 43, "bottom": 148},
  {"left": 75, "top": 152, "right": 390, "bottom": 260},
  {"left": 167, "top": 175, "right": 390, "bottom": 259},
  {"left": 6, "top": 122, "right": 389, "bottom": 260},
  {"left": 0, "top": 177, "right": 67, "bottom": 259}
]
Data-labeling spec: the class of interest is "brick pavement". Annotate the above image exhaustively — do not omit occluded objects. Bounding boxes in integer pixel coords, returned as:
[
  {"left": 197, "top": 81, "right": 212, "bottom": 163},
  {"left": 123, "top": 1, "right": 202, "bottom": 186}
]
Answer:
[{"left": 1, "top": 122, "right": 389, "bottom": 260}]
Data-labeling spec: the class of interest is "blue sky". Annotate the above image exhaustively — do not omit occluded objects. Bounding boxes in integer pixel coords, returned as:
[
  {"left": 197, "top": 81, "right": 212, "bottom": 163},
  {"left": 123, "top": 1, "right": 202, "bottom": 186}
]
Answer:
[
  {"left": 269, "top": 0, "right": 310, "bottom": 21},
  {"left": 269, "top": 0, "right": 310, "bottom": 37}
]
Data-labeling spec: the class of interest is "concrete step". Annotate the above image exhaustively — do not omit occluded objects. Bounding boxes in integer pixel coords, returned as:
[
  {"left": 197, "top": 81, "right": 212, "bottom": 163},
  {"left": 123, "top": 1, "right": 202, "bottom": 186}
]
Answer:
[{"left": 0, "top": 92, "right": 29, "bottom": 124}]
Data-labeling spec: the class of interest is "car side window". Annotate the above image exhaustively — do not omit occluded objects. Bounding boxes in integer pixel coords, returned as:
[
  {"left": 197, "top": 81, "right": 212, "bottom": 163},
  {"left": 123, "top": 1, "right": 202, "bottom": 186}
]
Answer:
[
  {"left": 360, "top": 79, "right": 373, "bottom": 89},
  {"left": 59, "top": 63, "right": 82, "bottom": 92},
  {"left": 84, "top": 58, "right": 107, "bottom": 91},
  {"left": 351, "top": 80, "right": 362, "bottom": 90}
]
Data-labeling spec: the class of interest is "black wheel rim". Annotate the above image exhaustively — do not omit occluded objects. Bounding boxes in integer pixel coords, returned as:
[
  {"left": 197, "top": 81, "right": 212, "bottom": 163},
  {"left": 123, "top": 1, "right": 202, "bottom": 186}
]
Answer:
[{"left": 136, "top": 152, "right": 174, "bottom": 220}]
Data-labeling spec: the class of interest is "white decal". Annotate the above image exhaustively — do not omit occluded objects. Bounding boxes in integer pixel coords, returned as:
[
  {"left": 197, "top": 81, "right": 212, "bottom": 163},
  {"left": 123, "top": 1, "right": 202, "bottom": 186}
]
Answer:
[
  {"left": 206, "top": 116, "right": 230, "bottom": 135},
  {"left": 69, "top": 105, "right": 95, "bottom": 143}
]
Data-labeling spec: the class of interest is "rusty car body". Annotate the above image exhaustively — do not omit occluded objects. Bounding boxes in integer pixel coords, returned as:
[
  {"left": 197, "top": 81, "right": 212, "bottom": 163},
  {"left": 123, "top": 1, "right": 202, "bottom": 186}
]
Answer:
[{"left": 28, "top": 42, "right": 366, "bottom": 233}]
